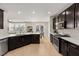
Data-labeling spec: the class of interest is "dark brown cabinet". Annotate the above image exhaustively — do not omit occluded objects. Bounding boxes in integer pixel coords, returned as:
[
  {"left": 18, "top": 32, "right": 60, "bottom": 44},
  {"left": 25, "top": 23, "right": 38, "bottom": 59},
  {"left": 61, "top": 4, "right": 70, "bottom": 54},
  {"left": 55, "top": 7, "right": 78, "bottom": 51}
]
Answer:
[
  {"left": 8, "top": 36, "right": 21, "bottom": 51},
  {"left": 75, "top": 3, "right": 79, "bottom": 28},
  {"left": 50, "top": 34, "right": 53, "bottom": 43},
  {"left": 58, "top": 11, "right": 66, "bottom": 29},
  {"left": 52, "top": 3, "right": 79, "bottom": 29},
  {"left": 53, "top": 17, "right": 56, "bottom": 30},
  {"left": 68, "top": 42, "right": 79, "bottom": 56},
  {"left": 59, "top": 38, "right": 68, "bottom": 56},
  {"left": 8, "top": 34, "right": 40, "bottom": 51},
  {"left": 53, "top": 4, "right": 78, "bottom": 29},
  {"left": 59, "top": 37, "right": 79, "bottom": 56},
  {"left": 0, "top": 9, "right": 4, "bottom": 29},
  {"left": 21, "top": 35, "right": 32, "bottom": 45},
  {"left": 51, "top": 3, "right": 79, "bottom": 56},
  {"left": 50, "top": 34, "right": 79, "bottom": 56},
  {"left": 33, "top": 34, "right": 40, "bottom": 43},
  {"left": 65, "top": 4, "right": 75, "bottom": 29}
]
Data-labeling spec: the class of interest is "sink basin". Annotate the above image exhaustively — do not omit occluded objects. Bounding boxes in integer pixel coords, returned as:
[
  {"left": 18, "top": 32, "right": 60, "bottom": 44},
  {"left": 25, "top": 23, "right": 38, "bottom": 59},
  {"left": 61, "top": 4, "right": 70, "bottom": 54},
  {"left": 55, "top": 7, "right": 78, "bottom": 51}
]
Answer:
[{"left": 55, "top": 34, "right": 70, "bottom": 37}]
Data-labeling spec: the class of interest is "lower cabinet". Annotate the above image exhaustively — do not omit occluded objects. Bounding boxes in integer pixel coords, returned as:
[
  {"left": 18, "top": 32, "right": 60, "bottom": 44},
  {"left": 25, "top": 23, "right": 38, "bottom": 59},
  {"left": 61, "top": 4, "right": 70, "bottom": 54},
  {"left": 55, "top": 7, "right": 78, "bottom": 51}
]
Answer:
[
  {"left": 8, "top": 36, "right": 21, "bottom": 51},
  {"left": 51, "top": 34, "right": 79, "bottom": 56},
  {"left": 59, "top": 38, "right": 68, "bottom": 56},
  {"left": 21, "top": 35, "right": 32, "bottom": 45},
  {"left": 32, "top": 34, "right": 40, "bottom": 43},
  {"left": 8, "top": 34, "right": 40, "bottom": 51},
  {"left": 68, "top": 42, "right": 79, "bottom": 56},
  {"left": 59, "top": 38, "right": 79, "bottom": 56},
  {"left": 50, "top": 34, "right": 53, "bottom": 44}
]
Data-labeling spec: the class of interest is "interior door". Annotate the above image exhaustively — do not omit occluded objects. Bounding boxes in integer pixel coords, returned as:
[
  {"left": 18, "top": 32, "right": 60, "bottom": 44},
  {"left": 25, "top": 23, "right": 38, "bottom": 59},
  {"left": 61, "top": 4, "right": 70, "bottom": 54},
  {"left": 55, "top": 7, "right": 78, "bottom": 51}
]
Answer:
[{"left": 40, "top": 25, "right": 44, "bottom": 38}]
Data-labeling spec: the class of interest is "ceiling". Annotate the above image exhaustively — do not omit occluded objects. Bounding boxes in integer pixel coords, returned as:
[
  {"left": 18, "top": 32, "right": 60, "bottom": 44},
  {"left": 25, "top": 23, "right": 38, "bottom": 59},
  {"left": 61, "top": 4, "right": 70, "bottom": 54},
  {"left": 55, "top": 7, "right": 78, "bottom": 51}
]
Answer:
[{"left": 0, "top": 3, "right": 72, "bottom": 22}]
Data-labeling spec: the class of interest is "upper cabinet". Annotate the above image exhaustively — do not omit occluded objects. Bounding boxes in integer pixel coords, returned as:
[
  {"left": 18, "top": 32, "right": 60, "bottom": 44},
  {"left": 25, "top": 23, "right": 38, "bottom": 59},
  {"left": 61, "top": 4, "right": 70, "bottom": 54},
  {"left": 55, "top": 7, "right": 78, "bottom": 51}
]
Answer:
[
  {"left": 65, "top": 4, "right": 75, "bottom": 29},
  {"left": 53, "top": 4, "right": 77, "bottom": 30},
  {"left": 51, "top": 3, "right": 79, "bottom": 30},
  {"left": 52, "top": 17, "right": 56, "bottom": 30},
  {"left": 0, "top": 9, "right": 4, "bottom": 29},
  {"left": 58, "top": 11, "right": 66, "bottom": 29},
  {"left": 75, "top": 3, "right": 79, "bottom": 28}
]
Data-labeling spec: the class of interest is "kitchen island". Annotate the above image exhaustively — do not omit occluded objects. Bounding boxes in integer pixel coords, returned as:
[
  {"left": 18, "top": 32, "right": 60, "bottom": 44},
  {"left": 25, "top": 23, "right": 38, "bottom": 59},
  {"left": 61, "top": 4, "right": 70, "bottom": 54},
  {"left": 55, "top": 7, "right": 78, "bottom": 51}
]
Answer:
[{"left": 0, "top": 33, "right": 40, "bottom": 55}]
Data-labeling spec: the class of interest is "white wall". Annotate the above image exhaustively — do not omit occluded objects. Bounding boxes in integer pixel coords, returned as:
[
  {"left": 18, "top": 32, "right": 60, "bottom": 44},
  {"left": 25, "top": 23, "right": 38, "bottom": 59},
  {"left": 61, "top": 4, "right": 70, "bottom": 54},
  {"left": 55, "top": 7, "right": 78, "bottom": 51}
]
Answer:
[{"left": 50, "top": 16, "right": 54, "bottom": 33}]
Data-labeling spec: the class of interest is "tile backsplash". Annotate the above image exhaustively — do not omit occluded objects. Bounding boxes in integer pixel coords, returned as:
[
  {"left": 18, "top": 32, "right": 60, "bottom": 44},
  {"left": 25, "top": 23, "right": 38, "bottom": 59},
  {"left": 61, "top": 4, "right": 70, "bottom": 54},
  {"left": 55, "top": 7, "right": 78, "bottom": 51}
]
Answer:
[{"left": 58, "top": 28, "right": 79, "bottom": 37}]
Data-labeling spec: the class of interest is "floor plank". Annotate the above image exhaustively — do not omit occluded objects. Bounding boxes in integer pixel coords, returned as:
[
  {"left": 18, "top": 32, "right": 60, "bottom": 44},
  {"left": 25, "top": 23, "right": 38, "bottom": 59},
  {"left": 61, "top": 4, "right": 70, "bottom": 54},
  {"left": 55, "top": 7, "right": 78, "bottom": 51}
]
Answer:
[{"left": 5, "top": 37, "right": 62, "bottom": 56}]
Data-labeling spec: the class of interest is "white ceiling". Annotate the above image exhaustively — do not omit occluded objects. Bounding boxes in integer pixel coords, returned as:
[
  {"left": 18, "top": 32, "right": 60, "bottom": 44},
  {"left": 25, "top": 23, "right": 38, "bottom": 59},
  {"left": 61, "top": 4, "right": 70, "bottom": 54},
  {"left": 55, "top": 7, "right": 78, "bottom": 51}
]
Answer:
[{"left": 0, "top": 3, "right": 72, "bottom": 22}]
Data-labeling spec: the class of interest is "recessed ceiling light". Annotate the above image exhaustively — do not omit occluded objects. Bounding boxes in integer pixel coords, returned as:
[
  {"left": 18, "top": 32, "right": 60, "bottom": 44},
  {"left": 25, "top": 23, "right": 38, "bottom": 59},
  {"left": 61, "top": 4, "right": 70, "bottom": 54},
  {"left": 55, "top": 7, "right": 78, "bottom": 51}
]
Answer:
[
  {"left": 48, "top": 11, "right": 51, "bottom": 14},
  {"left": 32, "top": 11, "right": 36, "bottom": 14},
  {"left": 62, "top": 12, "right": 65, "bottom": 15},
  {"left": 8, "top": 20, "right": 12, "bottom": 22},
  {"left": 17, "top": 11, "right": 21, "bottom": 15},
  {"left": 66, "top": 11, "right": 69, "bottom": 15}
]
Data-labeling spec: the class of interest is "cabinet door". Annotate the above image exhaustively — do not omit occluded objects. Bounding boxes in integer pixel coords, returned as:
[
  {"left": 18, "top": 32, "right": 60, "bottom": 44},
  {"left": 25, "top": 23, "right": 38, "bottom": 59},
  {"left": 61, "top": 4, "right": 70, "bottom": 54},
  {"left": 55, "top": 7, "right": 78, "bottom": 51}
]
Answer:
[
  {"left": 50, "top": 34, "right": 53, "bottom": 43},
  {"left": 15, "top": 36, "right": 23, "bottom": 47},
  {"left": 53, "top": 17, "right": 56, "bottom": 30},
  {"left": 22, "top": 35, "right": 32, "bottom": 45},
  {"left": 75, "top": 3, "right": 79, "bottom": 28},
  {"left": 65, "top": 4, "right": 75, "bottom": 29},
  {"left": 8, "top": 36, "right": 22, "bottom": 51},
  {"left": 8, "top": 37, "right": 18, "bottom": 51},
  {"left": 0, "top": 9, "right": 3, "bottom": 29},
  {"left": 33, "top": 34, "right": 40, "bottom": 44},
  {"left": 68, "top": 42, "right": 79, "bottom": 56},
  {"left": 59, "top": 38, "right": 68, "bottom": 56},
  {"left": 58, "top": 11, "right": 66, "bottom": 29}
]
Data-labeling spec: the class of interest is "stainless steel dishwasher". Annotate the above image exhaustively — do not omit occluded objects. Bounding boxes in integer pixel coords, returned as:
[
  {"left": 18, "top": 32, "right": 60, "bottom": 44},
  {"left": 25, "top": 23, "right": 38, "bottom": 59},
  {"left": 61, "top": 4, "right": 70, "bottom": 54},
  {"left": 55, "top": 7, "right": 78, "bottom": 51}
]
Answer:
[
  {"left": 0, "top": 38, "right": 8, "bottom": 56},
  {"left": 53, "top": 35, "right": 59, "bottom": 52}
]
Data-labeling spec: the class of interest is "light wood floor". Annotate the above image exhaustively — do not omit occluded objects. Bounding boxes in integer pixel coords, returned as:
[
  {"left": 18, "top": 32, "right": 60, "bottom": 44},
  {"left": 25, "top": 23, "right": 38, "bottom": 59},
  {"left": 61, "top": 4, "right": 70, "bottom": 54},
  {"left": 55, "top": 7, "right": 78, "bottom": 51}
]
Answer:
[{"left": 5, "top": 37, "right": 62, "bottom": 56}]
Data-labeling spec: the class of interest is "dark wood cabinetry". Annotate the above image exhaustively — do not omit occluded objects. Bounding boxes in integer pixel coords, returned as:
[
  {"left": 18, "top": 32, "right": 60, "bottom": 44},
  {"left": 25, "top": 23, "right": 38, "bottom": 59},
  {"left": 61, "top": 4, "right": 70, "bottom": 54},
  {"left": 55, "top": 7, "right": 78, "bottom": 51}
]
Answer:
[
  {"left": 53, "top": 17, "right": 56, "bottom": 30},
  {"left": 59, "top": 37, "right": 79, "bottom": 56},
  {"left": 75, "top": 3, "right": 79, "bottom": 28},
  {"left": 33, "top": 34, "right": 40, "bottom": 43},
  {"left": 51, "top": 3, "right": 79, "bottom": 56},
  {"left": 53, "top": 4, "right": 79, "bottom": 29},
  {"left": 0, "top": 9, "right": 4, "bottom": 29},
  {"left": 50, "top": 34, "right": 79, "bottom": 56},
  {"left": 58, "top": 11, "right": 66, "bottom": 29},
  {"left": 68, "top": 42, "right": 79, "bottom": 56},
  {"left": 65, "top": 4, "right": 75, "bottom": 29},
  {"left": 22, "top": 35, "right": 32, "bottom": 45},
  {"left": 50, "top": 34, "right": 53, "bottom": 43},
  {"left": 8, "top": 36, "right": 21, "bottom": 51},
  {"left": 59, "top": 38, "right": 68, "bottom": 56},
  {"left": 8, "top": 34, "right": 40, "bottom": 51}
]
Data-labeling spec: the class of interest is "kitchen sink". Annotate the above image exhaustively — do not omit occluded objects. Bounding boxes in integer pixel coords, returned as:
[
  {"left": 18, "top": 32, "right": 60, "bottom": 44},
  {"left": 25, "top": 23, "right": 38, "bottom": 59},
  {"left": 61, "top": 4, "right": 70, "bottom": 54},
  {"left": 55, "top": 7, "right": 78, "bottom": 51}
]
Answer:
[{"left": 55, "top": 34, "right": 70, "bottom": 37}]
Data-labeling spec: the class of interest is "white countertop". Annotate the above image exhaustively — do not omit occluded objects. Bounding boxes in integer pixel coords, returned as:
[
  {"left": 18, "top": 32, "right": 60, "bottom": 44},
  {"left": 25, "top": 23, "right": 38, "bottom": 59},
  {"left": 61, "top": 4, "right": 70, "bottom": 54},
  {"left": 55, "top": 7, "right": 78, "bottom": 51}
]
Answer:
[
  {"left": 0, "top": 32, "right": 40, "bottom": 40},
  {"left": 50, "top": 33, "right": 79, "bottom": 46}
]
